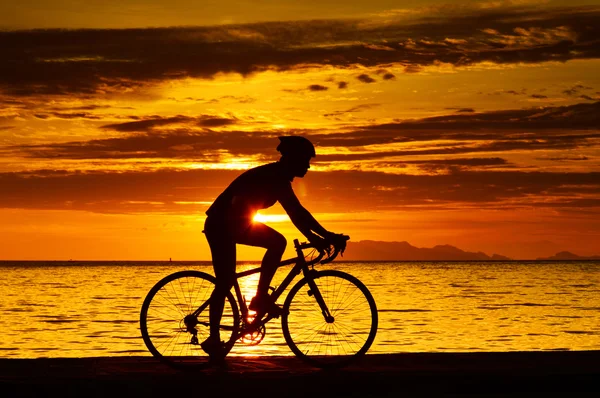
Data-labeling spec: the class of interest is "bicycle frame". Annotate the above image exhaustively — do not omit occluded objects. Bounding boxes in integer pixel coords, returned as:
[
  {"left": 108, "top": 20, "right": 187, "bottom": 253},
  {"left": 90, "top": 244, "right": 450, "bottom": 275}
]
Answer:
[{"left": 191, "top": 239, "right": 333, "bottom": 334}]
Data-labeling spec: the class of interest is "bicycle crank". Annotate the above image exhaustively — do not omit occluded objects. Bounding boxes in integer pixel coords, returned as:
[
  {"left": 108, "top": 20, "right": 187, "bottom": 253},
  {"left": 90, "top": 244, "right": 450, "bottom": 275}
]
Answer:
[{"left": 241, "top": 324, "right": 266, "bottom": 346}]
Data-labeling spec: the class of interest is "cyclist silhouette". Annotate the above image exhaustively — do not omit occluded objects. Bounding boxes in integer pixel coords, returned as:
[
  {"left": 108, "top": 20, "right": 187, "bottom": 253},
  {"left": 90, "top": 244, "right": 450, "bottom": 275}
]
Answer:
[{"left": 201, "top": 136, "right": 345, "bottom": 359}]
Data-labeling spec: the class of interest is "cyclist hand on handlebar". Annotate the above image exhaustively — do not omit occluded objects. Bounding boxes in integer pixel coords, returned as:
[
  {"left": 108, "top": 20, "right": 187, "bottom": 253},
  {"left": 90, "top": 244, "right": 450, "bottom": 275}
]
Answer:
[
  {"left": 327, "top": 232, "right": 350, "bottom": 255},
  {"left": 309, "top": 231, "right": 349, "bottom": 255}
]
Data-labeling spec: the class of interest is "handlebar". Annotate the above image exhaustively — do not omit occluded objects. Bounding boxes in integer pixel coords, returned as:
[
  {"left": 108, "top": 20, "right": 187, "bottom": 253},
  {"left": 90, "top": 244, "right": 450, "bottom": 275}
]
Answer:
[{"left": 294, "top": 234, "right": 350, "bottom": 266}]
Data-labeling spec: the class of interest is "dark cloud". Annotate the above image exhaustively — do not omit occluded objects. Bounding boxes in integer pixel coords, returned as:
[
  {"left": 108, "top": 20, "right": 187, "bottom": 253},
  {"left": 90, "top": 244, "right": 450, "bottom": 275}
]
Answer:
[
  {"left": 303, "top": 169, "right": 600, "bottom": 212},
  {"left": 337, "top": 81, "right": 348, "bottom": 89},
  {"left": 314, "top": 101, "right": 600, "bottom": 149},
  {"left": 168, "top": 95, "right": 257, "bottom": 104},
  {"left": 357, "top": 74, "right": 376, "bottom": 83},
  {"left": 11, "top": 130, "right": 283, "bottom": 160},
  {"left": 221, "top": 95, "right": 257, "bottom": 104},
  {"left": 51, "top": 104, "right": 122, "bottom": 111},
  {"left": 375, "top": 69, "right": 395, "bottom": 80},
  {"left": 403, "top": 158, "right": 508, "bottom": 166},
  {"left": 308, "top": 84, "right": 328, "bottom": 91},
  {"left": 3, "top": 5, "right": 596, "bottom": 96},
  {"left": 0, "top": 168, "right": 234, "bottom": 213},
  {"left": 101, "top": 116, "right": 195, "bottom": 132},
  {"left": 446, "top": 107, "right": 475, "bottom": 113},
  {"left": 0, "top": 167, "right": 598, "bottom": 214},
  {"left": 10, "top": 101, "right": 600, "bottom": 161},
  {"left": 312, "top": 101, "right": 600, "bottom": 161},
  {"left": 530, "top": 94, "right": 548, "bottom": 99},
  {"left": 362, "top": 101, "right": 600, "bottom": 131},
  {"left": 397, "top": 157, "right": 512, "bottom": 173},
  {"left": 563, "top": 84, "right": 593, "bottom": 96},
  {"left": 198, "top": 116, "right": 238, "bottom": 127},
  {"left": 35, "top": 112, "right": 104, "bottom": 120},
  {"left": 101, "top": 115, "right": 237, "bottom": 132},
  {"left": 538, "top": 155, "right": 589, "bottom": 161},
  {"left": 323, "top": 103, "right": 380, "bottom": 118},
  {"left": 314, "top": 137, "right": 596, "bottom": 162}
]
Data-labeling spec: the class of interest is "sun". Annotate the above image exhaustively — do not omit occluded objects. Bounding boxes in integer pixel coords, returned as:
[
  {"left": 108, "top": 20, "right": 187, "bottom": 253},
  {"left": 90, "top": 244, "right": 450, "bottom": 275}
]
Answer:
[{"left": 253, "top": 213, "right": 290, "bottom": 223}]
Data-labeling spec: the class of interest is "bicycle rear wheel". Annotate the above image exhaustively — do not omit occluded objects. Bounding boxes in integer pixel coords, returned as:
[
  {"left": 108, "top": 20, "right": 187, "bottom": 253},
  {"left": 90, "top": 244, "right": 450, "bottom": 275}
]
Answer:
[
  {"left": 140, "top": 270, "right": 239, "bottom": 369},
  {"left": 282, "top": 270, "right": 378, "bottom": 368}
]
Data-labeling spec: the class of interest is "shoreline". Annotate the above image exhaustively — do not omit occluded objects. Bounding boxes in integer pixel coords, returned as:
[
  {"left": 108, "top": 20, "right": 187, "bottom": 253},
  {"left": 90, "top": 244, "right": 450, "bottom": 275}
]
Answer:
[{"left": 2, "top": 351, "right": 599, "bottom": 397}]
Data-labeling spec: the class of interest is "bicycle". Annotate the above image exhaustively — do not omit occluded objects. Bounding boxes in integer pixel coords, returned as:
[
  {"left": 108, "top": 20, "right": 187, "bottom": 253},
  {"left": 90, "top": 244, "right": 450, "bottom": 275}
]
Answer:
[{"left": 140, "top": 236, "right": 378, "bottom": 369}]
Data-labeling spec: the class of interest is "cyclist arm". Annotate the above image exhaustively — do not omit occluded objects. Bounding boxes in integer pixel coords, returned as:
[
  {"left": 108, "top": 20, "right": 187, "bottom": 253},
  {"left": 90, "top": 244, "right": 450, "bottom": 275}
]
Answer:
[{"left": 279, "top": 185, "right": 333, "bottom": 241}]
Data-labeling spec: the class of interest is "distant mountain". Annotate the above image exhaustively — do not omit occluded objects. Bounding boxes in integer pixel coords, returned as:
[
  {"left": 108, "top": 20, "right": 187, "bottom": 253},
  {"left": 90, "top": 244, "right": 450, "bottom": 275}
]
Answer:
[
  {"left": 483, "top": 240, "right": 563, "bottom": 260},
  {"left": 342, "top": 240, "right": 512, "bottom": 261},
  {"left": 536, "top": 251, "right": 600, "bottom": 260}
]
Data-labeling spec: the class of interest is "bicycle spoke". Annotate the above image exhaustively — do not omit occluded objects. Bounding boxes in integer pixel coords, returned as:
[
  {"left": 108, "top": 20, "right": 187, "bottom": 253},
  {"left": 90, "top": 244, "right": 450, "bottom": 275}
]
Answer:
[
  {"left": 282, "top": 271, "right": 377, "bottom": 368},
  {"left": 141, "top": 271, "right": 240, "bottom": 369}
]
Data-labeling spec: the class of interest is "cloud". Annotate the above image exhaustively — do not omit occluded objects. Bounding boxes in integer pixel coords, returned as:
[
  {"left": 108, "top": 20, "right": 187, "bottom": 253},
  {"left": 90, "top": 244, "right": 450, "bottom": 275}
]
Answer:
[
  {"left": 308, "top": 84, "right": 328, "bottom": 91},
  {"left": 2, "top": 5, "right": 598, "bottom": 96},
  {"left": 337, "top": 81, "right": 348, "bottom": 89},
  {"left": 101, "top": 116, "right": 194, "bottom": 132},
  {"left": 538, "top": 155, "right": 589, "bottom": 161},
  {"left": 9, "top": 101, "right": 600, "bottom": 162},
  {"left": 198, "top": 116, "right": 239, "bottom": 127},
  {"left": 397, "top": 157, "right": 512, "bottom": 173},
  {"left": 403, "top": 158, "right": 508, "bottom": 166},
  {"left": 446, "top": 107, "right": 475, "bottom": 113},
  {"left": 101, "top": 115, "right": 237, "bottom": 132},
  {"left": 323, "top": 103, "right": 380, "bottom": 118},
  {"left": 375, "top": 69, "right": 396, "bottom": 80},
  {"left": 357, "top": 74, "right": 376, "bottom": 83},
  {"left": 11, "top": 129, "right": 282, "bottom": 160},
  {"left": 35, "top": 112, "right": 105, "bottom": 120},
  {"left": 0, "top": 167, "right": 598, "bottom": 214},
  {"left": 563, "top": 84, "right": 593, "bottom": 96}
]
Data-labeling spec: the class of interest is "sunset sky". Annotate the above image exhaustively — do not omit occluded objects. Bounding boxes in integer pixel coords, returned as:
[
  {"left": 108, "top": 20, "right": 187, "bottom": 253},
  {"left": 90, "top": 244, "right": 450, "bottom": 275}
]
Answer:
[{"left": 1, "top": 0, "right": 599, "bottom": 260}]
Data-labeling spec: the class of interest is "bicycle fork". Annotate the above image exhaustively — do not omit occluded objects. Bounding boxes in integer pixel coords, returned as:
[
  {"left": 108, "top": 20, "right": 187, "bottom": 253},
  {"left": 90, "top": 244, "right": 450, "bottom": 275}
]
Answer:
[
  {"left": 305, "top": 273, "right": 334, "bottom": 323},
  {"left": 293, "top": 240, "right": 335, "bottom": 323}
]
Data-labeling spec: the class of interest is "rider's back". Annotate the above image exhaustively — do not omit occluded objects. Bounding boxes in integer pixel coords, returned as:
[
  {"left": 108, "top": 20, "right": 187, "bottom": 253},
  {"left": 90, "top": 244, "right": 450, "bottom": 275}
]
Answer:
[{"left": 206, "top": 162, "right": 292, "bottom": 225}]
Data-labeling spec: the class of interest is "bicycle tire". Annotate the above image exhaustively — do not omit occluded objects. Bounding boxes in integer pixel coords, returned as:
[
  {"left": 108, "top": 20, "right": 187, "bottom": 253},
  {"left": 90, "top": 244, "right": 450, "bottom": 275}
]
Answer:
[
  {"left": 281, "top": 270, "right": 378, "bottom": 368},
  {"left": 140, "top": 270, "right": 239, "bottom": 369}
]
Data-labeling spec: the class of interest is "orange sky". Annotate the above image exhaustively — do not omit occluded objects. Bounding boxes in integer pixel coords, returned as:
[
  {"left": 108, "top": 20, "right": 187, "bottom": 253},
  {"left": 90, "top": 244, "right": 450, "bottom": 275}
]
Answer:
[{"left": 1, "top": 0, "right": 599, "bottom": 260}]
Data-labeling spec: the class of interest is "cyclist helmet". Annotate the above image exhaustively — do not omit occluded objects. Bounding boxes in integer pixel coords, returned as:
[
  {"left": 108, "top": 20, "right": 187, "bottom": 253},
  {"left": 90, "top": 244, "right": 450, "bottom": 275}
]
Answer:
[{"left": 276, "top": 136, "right": 316, "bottom": 158}]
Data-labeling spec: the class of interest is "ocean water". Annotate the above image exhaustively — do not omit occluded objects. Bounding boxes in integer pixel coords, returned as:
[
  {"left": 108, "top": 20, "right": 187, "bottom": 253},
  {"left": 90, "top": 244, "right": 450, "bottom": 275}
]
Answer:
[{"left": 1, "top": 261, "right": 599, "bottom": 358}]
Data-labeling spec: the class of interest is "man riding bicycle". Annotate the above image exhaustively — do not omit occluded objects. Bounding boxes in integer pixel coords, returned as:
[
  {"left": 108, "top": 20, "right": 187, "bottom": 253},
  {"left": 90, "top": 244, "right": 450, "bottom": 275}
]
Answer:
[{"left": 201, "top": 136, "right": 346, "bottom": 359}]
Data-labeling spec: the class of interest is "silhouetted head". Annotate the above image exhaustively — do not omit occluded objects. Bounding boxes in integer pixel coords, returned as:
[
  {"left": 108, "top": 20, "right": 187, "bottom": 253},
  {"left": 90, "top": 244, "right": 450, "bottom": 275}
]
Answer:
[{"left": 277, "top": 136, "right": 315, "bottom": 178}]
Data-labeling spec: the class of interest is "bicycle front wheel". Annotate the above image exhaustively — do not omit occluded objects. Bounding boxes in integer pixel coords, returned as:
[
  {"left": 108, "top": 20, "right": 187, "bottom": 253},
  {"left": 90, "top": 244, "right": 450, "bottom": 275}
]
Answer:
[
  {"left": 140, "top": 270, "right": 239, "bottom": 369},
  {"left": 282, "top": 270, "right": 378, "bottom": 368}
]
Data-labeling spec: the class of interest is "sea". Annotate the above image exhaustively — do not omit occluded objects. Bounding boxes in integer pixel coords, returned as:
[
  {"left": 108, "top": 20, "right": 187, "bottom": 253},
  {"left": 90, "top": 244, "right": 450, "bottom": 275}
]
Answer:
[{"left": 1, "top": 261, "right": 599, "bottom": 358}]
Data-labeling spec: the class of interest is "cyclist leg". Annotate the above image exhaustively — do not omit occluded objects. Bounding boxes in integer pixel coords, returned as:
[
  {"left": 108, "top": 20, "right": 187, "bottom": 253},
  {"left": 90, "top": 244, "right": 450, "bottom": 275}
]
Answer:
[
  {"left": 236, "top": 221, "right": 286, "bottom": 308},
  {"left": 204, "top": 223, "right": 236, "bottom": 343}
]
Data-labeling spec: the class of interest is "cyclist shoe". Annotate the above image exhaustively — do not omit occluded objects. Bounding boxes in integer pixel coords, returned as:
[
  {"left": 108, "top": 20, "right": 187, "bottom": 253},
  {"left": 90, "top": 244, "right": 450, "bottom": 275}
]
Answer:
[
  {"left": 249, "top": 294, "right": 283, "bottom": 319},
  {"left": 200, "top": 336, "right": 227, "bottom": 363}
]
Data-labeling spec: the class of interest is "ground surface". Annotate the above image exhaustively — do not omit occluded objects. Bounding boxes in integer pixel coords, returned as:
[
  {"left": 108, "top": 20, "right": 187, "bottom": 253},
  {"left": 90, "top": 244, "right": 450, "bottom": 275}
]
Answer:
[{"left": 1, "top": 351, "right": 599, "bottom": 397}]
